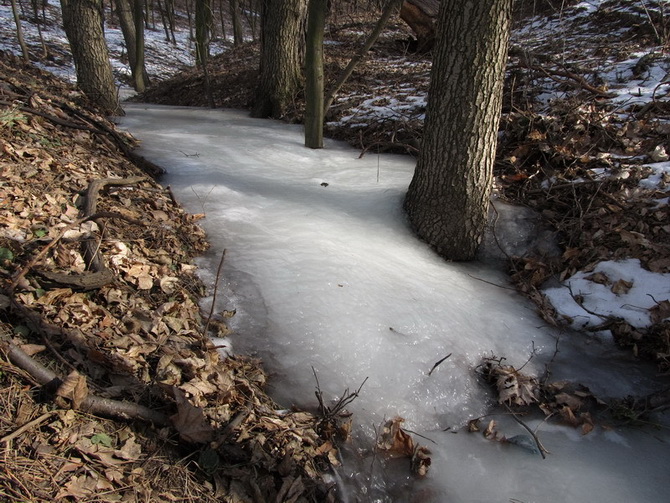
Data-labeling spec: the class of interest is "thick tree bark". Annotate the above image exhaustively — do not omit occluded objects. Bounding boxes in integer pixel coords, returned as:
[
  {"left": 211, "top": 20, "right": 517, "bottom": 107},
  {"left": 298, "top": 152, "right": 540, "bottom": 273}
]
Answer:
[
  {"left": 404, "top": 0, "right": 512, "bottom": 260},
  {"left": 251, "top": 0, "right": 307, "bottom": 119},
  {"left": 60, "top": 0, "right": 122, "bottom": 115},
  {"left": 304, "top": 0, "right": 327, "bottom": 148}
]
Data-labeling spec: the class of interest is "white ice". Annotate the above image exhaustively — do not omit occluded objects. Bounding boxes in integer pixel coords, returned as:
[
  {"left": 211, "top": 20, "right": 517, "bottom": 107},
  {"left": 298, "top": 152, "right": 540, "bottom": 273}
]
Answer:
[{"left": 118, "top": 104, "right": 668, "bottom": 503}]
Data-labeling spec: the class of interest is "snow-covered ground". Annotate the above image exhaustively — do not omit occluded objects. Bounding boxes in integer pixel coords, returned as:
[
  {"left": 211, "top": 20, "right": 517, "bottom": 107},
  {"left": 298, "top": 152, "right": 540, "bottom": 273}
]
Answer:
[{"left": 0, "top": 2, "right": 227, "bottom": 84}]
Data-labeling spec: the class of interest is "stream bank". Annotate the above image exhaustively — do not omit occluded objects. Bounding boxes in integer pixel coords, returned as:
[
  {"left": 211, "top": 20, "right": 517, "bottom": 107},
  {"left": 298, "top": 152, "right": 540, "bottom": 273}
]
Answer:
[{"left": 0, "top": 53, "right": 339, "bottom": 503}]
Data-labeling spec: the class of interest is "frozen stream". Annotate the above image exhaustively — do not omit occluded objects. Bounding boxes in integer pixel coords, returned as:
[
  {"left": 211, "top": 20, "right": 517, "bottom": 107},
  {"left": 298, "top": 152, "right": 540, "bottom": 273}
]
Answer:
[{"left": 118, "top": 105, "right": 667, "bottom": 503}]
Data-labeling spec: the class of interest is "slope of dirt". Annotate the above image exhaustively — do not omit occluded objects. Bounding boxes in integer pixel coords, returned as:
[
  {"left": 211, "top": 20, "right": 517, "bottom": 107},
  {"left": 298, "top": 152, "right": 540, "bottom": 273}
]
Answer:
[
  {"left": 0, "top": 52, "right": 341, "bottom": 503},
  {"left": 138, "top": 2, "right": 670, "bottom": 371}
]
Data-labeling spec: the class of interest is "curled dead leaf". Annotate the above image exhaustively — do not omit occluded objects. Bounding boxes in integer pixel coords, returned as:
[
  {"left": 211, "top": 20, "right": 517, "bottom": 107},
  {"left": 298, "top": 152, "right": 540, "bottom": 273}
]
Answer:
[
  {"left": 56, "top": 370, "right": 89, "bottom": 409},
  {"left": 411, "top": 445, "right": 431, "bottom": 477},
  {"left": 611, "top": 279, "right": 633, "bottom": 296},
  {"left": 377, "top": 416, "right": 414, "bottom": 458},
  {"left": 170, "top": 388, "right": 215, "bottom": 444}
]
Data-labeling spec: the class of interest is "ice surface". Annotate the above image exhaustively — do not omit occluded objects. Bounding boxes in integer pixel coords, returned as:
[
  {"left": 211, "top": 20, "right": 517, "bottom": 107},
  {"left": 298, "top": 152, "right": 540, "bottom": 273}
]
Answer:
[{"left": 118, "top": 105, "right": 668, "bottom": 502}]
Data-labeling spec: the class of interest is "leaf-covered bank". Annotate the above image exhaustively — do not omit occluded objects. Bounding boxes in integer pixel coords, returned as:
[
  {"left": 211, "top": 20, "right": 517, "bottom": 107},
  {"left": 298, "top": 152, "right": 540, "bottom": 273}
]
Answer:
[{"left": 0, "top": 52, "right": 340, "bottom": 503}]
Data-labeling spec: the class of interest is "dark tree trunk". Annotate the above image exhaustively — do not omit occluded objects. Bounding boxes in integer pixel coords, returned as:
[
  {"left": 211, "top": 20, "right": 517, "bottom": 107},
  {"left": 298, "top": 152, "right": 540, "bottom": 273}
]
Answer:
[
  {"left": 230, "top": 0, "right": 244, "bottom": 45},
  {"left": 133, "top": 0, "right": 149, "bottom": 91},
  {"left": 304, "top": 0, "right": 327, "bottom": 148},
  {"left": 195, "top": 0, "right": 212, "bottom": 66},
  {"left": 196, "top": 0, "right": 215, "bottom": 107},
  {"left": 404, "top": 0, "right": 512, "bottom": 260},
  {"left": 60, "top": 0, "right": 123, "bottom": 115},
  {"left": 116, "top": 0, "right": 150, "bottom": 91},
  {"left": 11, "top": 0, "right": 30, "bottom": 62},
  {"left": 251, "top": 0, "right": 307, "bottom": 119}
]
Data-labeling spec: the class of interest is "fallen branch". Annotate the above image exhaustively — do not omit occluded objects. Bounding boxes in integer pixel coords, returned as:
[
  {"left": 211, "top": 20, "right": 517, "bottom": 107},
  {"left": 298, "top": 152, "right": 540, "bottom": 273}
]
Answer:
[
  {"left": 427, "top": 353, "right": 451, "bottom": 376},
  {"left": 203, "top": 249, "right": 227, "bottom": 338},
  {"left": 324, "top": 0, "right": 404, "bottom": 113},
  {"left": 9, "top": 211, "right": 142, "bottom": 293},
  {"left": 82, "top": 177, "right": 145, "bottom": 271},
  {"left": 0, "top": 411, "right": 57, "bottom": 445},
  {"left": 2, "top": 340, "right": 168, "bottom": 426},
  {"left": 512, "top": 62, "right": 615, "bottom": 98},
  {"left": 503, "top": 404, "right": 549, "bottom": 459}
]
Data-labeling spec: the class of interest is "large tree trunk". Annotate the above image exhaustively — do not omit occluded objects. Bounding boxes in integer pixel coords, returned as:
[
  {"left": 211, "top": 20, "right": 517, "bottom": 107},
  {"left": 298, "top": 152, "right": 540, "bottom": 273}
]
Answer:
[
  {"left": 400, "top": 0, "right": 439, "bottom": 51},
  {"left": 60, "top": 0, "right": 122, "bottom": 115},
  {"left": 403, "top": 0, "right": 512, "bottom": 260},
  {"left": 251, "top": 0, "right": 307, "bottom": 119}
]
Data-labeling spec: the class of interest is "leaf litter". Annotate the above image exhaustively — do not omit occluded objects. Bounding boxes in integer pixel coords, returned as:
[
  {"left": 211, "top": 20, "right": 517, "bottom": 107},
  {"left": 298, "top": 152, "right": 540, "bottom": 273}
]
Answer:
[{"left": 0, "top": 53, "right": 342, "bottom": 502}]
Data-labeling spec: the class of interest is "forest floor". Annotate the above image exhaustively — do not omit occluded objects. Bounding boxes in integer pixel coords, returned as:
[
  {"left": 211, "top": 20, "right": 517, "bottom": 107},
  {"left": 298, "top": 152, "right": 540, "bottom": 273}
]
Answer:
[{"left": 0, "top": 1, "right": 669, "bottom": 502}]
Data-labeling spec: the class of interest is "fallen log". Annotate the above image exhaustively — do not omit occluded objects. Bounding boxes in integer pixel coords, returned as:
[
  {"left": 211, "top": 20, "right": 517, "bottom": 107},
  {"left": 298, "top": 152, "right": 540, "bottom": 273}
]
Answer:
[{"left": 400, "top": 0, "right": 440, "bottom": 51}]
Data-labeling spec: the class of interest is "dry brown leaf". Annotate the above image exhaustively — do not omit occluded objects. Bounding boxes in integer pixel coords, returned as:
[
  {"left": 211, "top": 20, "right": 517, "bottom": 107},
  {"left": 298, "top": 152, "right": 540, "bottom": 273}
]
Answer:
[
  {"left": 649, "top": 300, "right": 670, "bottom": 324},
  {"left": 411, "top": 445, "right": 432, "bottom": 477},
  {"left": 483, "top": 419, "right": 498, "bottom": 440},
  {"left": 19, "top": 343, "right": 46, "bottom": 356},
  {"left": 491, "top": 365, "right": 539, "bottom": 406},
  {"left": 56, "top": 370, "right": 89, "bottom": 409},
  {"left": 170, "top": 388, "right": 215, "bottom": 444},
  {"left": 611, "top": 279, "right": 633, "bottom": 296},
  {"left": 56, "top": 474, "right": 97, "bottom": 501},
  {"left": 115, "top": 436, "right": 142, "bottom": 461},
  {"left": 585, "top": 271, "right": 610, "bottom": 285},
  {"left": 554, "top": 392, "right": 584, "bottom": 411},
  {"left": 376, "top": 416, "right": 414, "bottom": 458}
]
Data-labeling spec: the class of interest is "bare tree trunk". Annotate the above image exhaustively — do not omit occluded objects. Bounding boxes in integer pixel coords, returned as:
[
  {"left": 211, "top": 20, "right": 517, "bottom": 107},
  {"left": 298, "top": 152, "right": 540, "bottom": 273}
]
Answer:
[
  {"left": 155, "top": 0, "right": 172, "bottom": 41},
  {"left": 11, "top": 0, "right": 30, "bottom": 62},
  {"left": 404, "top": 0, "right": 512, "bottom": 260},
  {"left": 60, "top": 0, "right": 123, "bottom": 115},
  {"left": 251, "top": 0, "right": 307, "bottom": 119},
  {"left": 165, "top": 0, "right": 177, "bottom": 43},
  {"left": 116, "top": 0, "right": 150, "bottom": 91},
  {"left": 304, "top": 0, "right": 327, "bottom": 148},
  {"left": 133, "top": 0, "right": 149, "bottom": 91},
  {"left": 30, "top": 0, "right": 49, "bottom": 58},
  {"left": 229, "top": 0, "right": 244, "bottom": 45},
  {"left": 196, "top": 0, "right": 216, "bottom": 107},
  {"left": 216, "top": 0, "right": 226, "bottom": 43}
]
